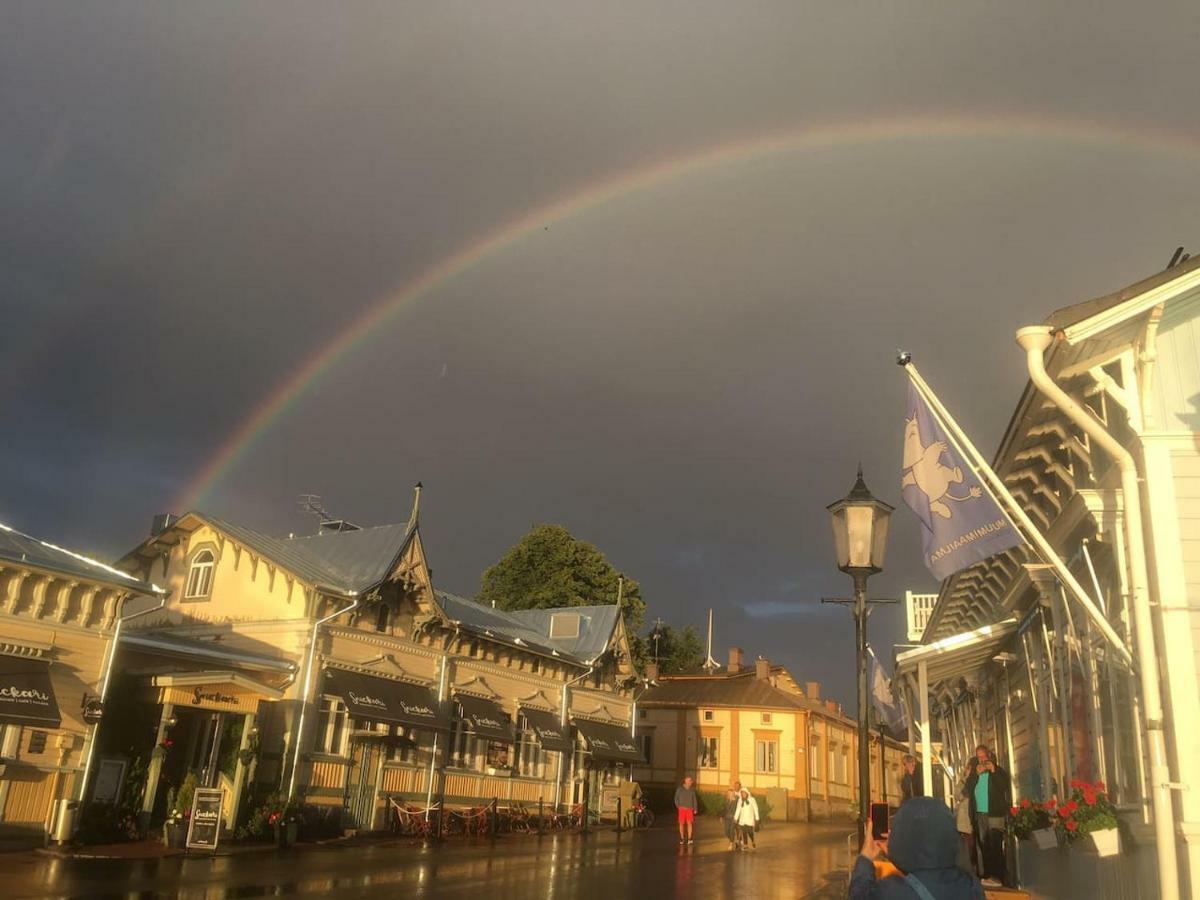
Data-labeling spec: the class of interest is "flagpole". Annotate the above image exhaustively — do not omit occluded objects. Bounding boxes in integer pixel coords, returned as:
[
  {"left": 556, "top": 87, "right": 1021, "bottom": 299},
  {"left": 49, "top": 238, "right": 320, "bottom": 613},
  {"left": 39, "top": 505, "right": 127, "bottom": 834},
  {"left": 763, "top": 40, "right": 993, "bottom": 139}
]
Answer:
[{"left": 901, "top": 357, "right": 1134, "bottom": 669}]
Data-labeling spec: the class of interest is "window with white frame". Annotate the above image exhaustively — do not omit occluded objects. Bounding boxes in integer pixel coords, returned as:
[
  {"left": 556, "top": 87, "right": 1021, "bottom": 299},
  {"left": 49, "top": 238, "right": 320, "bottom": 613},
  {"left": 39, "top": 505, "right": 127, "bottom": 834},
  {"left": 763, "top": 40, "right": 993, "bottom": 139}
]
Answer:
[
  {"left": 703, "top": 710, "right": 714, "bottom": 722},
  {"left": 828, "top": 742, "right": 837, "bottom": 781},
  {"left": 755, "top": 738, "right": 778, "bottom": 774},
  {"left": 810, "top": 736, "right": 821, "bottom": 779},
  {"left": 760, "top": 712, "right": 772, "bottom": 725},
  {"left": 388, "top": 726, "right": 419, "bottom": 764},
  {"left": 699, "top": 736, "right": 718, "bottom": 769},
  {"left": 316, "top": 697, "right": 348, "bottom": 755},
  {"left": 513, "top": 723, "right": 543, "bottom": 778},
  {"left": 184, "top": 549, "right": 215, "bottom": 599},
  {"left": 448, "top": 719, "right": 475, "bottom": 768},
  {"left": 837, "top": 746, "right": 848, "bottom": 783},
  {"left": 485, "top": 740, "right": 512, "bottom": 769}
]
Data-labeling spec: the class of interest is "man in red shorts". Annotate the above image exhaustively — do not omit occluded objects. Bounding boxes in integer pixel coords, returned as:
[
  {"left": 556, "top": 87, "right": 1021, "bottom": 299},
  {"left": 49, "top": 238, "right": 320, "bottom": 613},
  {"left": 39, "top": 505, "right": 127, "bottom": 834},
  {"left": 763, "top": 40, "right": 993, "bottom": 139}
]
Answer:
[{"left": 675, "top": 775, "right": 699, "bottom": 844}]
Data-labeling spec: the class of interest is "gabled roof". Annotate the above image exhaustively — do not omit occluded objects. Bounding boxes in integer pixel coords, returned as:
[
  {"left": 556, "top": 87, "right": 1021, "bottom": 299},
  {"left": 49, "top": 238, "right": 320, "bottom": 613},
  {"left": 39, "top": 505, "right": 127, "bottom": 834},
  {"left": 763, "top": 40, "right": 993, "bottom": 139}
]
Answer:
[
  {"left": 0, "top": 520, "right": 161, "bottom": 594},
  {"left": 128, "top": 513, "right": 415, "bottom": 596},
  {"left": 640, "top": 672, "right": 813, "bottom": 713},
  {"left": 1045, "top": 254, "right": 1200, "bottom": 336},
  {"left": 433, "top": 591, "right": 620, "bottom": 665}
]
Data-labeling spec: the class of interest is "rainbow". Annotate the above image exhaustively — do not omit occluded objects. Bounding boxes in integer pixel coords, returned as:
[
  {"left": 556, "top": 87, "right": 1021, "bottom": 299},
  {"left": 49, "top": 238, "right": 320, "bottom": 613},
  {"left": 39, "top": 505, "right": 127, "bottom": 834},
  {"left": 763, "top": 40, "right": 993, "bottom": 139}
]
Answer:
[{"left": 176, "top": 110, "right": 1200, "bottom": 509}]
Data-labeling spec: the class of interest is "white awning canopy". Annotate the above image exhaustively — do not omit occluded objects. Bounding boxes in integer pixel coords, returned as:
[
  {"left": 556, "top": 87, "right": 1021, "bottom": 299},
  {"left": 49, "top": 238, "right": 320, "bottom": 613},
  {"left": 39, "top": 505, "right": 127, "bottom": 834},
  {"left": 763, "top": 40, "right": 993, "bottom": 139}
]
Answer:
[{"left": 896, "top": 617, "right": 1020, "bottom": 688}]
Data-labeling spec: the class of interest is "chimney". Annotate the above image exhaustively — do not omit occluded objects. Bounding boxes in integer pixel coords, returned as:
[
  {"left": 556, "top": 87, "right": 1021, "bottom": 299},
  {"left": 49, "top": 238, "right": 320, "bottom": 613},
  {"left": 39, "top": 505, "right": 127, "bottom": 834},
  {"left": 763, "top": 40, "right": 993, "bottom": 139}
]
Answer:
[
  {"left": 150, "top": 513, "right": 178, "bottom": 537},
  {"left": 825, "top": 699, "right": 838, "bottom": 714},
  {"left": 645, "top": 662, "right": 659, "bottom": 683},
  {"left": 805, "top": 681, "right": 820, "bottom": 700},
  {"left": 728, "top": 647, "right": 744, "bottom": 675},
  {"left": 755, "top": 657, "right": 770, "bottom": 681}
]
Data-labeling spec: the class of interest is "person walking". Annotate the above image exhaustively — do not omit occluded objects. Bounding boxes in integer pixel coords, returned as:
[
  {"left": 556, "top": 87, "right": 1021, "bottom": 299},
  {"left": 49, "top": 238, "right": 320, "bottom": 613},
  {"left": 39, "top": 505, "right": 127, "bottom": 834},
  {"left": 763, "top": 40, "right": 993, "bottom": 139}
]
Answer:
[
  {"left": 675, "top": 775, "right": 699, "bottom": 845},
  {"left": 734, "top": 788, "right": 760, "bottom": 851},
  {"left": 724, "top": 781, "right": 742, "bottom": 850},
  {"left": 963, "top": 745, "right": 1011, "bottom": 888},
  {"left": 850, "top": 796, "right": 985, "bottom": 898},
  {"left": 900, "top": 755, "right": 923, "bottom": 804}
]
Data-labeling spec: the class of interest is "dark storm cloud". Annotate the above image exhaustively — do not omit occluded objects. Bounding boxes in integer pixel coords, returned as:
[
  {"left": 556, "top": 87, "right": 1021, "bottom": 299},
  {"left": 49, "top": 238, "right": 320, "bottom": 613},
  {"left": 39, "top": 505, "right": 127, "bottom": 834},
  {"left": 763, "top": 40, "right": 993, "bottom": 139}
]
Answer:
[{"left": 4, "top": 1, "right": 1200, "bottom": 701}]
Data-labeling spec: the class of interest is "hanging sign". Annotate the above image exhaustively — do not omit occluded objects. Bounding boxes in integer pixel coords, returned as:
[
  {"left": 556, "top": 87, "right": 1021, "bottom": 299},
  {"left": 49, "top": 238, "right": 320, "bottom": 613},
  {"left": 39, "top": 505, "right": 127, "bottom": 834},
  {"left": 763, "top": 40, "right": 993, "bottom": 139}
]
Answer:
[{"left": 186, "top": 788, "right": 224, "bottom": 851}]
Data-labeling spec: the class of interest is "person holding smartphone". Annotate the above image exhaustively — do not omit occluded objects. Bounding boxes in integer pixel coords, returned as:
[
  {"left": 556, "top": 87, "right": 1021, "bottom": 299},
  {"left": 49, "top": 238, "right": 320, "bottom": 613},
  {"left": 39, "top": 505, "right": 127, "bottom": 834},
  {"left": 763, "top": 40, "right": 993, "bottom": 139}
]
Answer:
[{"left": 963, "top": 744, "right": 1011, "bottom": 888}]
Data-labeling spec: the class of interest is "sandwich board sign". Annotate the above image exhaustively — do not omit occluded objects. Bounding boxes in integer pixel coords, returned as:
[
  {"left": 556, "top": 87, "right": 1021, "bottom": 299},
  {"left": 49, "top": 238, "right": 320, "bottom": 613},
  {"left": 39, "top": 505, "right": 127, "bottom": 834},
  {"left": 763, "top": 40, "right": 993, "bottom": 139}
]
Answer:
[{"left": 186, "top": 788, "right": 223, "bottom": 852}]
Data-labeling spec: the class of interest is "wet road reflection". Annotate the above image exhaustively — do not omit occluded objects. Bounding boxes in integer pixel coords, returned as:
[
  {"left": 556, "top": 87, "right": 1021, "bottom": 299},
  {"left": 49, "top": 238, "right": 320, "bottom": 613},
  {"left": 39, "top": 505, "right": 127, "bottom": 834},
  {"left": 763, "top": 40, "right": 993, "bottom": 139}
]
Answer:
[{"left": 3, "top": 819, "right": 852, "bottom": 899}]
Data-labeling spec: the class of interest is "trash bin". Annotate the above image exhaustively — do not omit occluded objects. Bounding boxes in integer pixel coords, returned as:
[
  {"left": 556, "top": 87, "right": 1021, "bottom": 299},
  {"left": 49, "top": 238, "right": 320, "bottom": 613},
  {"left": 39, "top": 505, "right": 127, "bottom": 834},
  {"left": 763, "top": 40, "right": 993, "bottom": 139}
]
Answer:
[{"left": 53, "top": 799, "right": 78, "bottom": 842}]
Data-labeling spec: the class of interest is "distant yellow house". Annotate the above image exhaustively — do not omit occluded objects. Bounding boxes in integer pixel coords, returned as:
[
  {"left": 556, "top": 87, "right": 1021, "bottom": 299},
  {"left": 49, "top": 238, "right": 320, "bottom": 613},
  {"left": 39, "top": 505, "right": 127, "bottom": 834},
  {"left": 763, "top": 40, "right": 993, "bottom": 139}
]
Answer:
[{"left": 637, "top": 648, "right": 908, "bottom": 820}]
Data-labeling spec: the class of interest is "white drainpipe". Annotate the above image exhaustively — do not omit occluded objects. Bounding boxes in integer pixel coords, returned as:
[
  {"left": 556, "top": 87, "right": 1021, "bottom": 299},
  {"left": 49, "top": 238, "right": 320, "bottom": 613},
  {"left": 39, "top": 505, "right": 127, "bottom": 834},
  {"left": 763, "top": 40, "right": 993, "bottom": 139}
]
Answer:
[
  {"left": 1017, "top": 325, "right": 1178, "bottom": 900},
  {"left": 558, "top": 663, "right": 595, "bottom": 810},
  {"left": 76, "top": 591, "right": 167, "bottom": 813},
  {"left": 287, "top": 591, "right": 359, "bottom": 801}
]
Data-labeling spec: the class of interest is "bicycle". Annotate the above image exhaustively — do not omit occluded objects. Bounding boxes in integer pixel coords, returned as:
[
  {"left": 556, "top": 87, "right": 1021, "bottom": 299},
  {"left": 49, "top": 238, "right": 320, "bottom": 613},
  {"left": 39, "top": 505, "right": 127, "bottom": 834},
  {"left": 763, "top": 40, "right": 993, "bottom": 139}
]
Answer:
[{"left": 629, "top": 802, "right": 655, "bottom": 830}]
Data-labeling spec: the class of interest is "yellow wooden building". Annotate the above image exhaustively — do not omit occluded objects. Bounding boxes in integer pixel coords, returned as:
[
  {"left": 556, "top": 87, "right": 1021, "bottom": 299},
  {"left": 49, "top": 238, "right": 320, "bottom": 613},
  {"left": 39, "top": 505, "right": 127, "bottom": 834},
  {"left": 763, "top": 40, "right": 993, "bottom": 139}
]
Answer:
[
  {"left": 111, "top": 494, "right": 641, "bottom": 835},
  {"left": 636, "top": 648, "right": 908, "bottom": 821},
  {"left": 0, "top": 521, "right": 161, "bottom": 843}
]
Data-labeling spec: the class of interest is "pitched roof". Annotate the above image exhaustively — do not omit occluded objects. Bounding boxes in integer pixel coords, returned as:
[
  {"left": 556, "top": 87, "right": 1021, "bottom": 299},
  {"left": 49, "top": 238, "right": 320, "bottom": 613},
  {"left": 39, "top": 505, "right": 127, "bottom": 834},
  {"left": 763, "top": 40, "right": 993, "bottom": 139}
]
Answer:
[
  {"left": 189, "top": 515, "right": 414, "bottom": 595},
  {"left": 433, "top": 591, "right": 620, "bottom": 665},
  {"left": 0, "top": 520, "right": 160, "bottom": 594},
  {"left": 1045, "top": 254, "right": 1200, "bottom": 332},
  {"left": 640, "top": 673, "right": 814, "bottom": 712}
]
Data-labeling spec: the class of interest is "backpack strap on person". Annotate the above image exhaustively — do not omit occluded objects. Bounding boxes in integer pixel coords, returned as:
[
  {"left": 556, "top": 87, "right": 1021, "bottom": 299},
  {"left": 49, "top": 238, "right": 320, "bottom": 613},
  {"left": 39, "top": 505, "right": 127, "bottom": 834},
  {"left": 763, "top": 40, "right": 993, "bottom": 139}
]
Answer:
[{"left": 902, "top": 873, "right": 938, "bottom": 900}]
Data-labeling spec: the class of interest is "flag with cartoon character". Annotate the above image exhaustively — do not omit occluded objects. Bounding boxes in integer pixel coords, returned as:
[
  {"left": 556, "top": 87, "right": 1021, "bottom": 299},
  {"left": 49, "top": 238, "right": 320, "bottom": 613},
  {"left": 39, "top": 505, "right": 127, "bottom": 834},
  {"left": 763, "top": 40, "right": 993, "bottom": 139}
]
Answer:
[{"left": 902, "top": 381, "right": 1023, "bottom": 579}]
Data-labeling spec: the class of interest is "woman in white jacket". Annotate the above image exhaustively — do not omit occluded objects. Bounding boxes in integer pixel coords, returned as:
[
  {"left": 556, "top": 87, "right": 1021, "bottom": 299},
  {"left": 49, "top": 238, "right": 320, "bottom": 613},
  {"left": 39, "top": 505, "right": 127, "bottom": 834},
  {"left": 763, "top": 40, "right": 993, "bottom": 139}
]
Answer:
[{"left": 734, "top": 789, "right": 760, "bottom": 850}]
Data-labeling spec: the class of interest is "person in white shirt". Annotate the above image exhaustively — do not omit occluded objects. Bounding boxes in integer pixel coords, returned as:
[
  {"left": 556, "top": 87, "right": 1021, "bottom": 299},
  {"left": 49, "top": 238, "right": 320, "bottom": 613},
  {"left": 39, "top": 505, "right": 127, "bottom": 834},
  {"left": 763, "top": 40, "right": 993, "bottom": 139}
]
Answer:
[{"left": 733, "top": 789, "right": 760, "bottom": 850}]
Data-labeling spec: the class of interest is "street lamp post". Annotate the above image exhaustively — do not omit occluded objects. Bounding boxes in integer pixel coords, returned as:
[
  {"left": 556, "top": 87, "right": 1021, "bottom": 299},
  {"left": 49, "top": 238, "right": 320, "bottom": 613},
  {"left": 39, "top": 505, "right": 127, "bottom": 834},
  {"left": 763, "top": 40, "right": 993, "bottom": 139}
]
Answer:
[{"left": 824, "top": 466, "right": 896, "bottom": 844}]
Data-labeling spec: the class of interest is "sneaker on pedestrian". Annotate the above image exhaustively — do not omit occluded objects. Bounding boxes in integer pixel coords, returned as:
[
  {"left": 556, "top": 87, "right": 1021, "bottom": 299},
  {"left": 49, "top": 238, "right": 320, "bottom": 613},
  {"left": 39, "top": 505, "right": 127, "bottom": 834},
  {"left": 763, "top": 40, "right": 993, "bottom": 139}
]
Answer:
[
  {"left": 687, "top": 838, "right": 694, "bottom": 844},
  {"left": 981, "top": 878, "right": 1001, "bottom": 887}
]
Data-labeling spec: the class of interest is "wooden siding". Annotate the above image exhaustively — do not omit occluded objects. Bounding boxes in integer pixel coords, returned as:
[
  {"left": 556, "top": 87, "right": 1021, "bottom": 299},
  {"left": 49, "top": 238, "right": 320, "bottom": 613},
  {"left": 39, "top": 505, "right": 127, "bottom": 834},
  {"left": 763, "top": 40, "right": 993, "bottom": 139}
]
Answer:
[
  {"left": 1169, "top": 450, "right": 1200, "bottom": 689},
  {"left": 1149, "top": 294, "right": 1200, "bottom": 434},
  {"left": 309, "top": 759, "right": 346, "bottom": 790},
  {"left": 2, "top": 771, "right": 55, "bottom": 825},
  {"left": 381, "top": 765, "right": 426, "bottom": 795}
]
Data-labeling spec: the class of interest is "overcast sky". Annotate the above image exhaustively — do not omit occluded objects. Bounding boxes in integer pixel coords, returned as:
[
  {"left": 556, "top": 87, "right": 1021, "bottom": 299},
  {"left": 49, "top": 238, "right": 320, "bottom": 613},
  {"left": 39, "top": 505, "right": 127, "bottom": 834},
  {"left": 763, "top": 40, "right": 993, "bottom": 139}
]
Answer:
[{"left": 4, "top": 3, "right": 1199, "bottom": 702}]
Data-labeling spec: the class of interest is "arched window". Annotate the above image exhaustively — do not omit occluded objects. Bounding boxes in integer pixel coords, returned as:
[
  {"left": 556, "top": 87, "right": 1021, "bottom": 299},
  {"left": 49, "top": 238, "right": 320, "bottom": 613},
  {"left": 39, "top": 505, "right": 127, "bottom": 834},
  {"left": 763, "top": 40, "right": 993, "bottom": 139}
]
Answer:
[{"left": 185, "top": 549, "right": 215, "bottom": 599}]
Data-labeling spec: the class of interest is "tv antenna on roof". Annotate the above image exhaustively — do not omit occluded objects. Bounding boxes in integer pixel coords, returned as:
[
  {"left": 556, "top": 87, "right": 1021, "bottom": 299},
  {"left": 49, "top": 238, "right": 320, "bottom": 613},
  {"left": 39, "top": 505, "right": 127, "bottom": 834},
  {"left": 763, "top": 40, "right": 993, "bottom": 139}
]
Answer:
[{"left": 298, "top": 494, "right": 332, "bottom": 525}]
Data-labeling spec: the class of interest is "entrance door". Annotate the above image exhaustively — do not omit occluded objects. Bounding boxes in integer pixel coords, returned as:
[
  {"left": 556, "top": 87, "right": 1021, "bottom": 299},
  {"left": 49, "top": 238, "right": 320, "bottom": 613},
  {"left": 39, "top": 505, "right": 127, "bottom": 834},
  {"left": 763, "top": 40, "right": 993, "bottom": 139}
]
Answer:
[{"left": 344, "top": 739, "right": 382, "bottom": 830}]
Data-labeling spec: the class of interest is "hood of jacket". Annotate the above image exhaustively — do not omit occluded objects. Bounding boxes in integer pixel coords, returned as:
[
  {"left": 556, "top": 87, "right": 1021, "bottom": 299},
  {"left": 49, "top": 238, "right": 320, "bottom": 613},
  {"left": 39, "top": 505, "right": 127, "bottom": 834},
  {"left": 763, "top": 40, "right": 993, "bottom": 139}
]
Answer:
[{"left": 885, "top": 798, "right": 984, "bottom": 899}]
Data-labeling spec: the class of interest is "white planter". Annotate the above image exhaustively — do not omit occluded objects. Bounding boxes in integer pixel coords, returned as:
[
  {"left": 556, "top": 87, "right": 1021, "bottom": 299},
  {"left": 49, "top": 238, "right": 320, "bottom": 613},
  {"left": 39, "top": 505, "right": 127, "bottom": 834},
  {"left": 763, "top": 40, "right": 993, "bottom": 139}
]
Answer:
[
  {"left": 1032, "top": 828, "right": 1059, "bottom": 849},
  {"left": 1087, "top": 827, "right": 1120, "bottom": 857}
]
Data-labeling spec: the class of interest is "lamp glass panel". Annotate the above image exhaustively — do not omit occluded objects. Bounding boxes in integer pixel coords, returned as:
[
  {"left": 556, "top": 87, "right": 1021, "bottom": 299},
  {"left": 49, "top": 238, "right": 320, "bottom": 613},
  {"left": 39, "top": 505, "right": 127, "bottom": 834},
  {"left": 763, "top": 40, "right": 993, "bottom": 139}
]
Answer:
[
  {"left": 845, "top": 505, "right": 875, "bottom": 568},
  {"left": 829, "top": 506, "right": 850, "bottom": 568},
  {"left": 870, "top": 507, "right": 891, "bottom": 569}
]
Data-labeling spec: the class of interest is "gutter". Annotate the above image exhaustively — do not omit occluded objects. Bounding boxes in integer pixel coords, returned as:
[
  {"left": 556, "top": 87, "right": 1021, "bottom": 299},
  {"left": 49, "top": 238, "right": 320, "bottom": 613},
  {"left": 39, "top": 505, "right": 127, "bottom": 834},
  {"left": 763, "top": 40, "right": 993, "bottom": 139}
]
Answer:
[
  {"left": 286, "top": 592, "right": 359, "bottom": 800},
  {"left": 557, "top": 662, "right": 595, "bottom": 812},
  {"left": 1017, "top": 325, "right": 1178, "bottom": 900}
]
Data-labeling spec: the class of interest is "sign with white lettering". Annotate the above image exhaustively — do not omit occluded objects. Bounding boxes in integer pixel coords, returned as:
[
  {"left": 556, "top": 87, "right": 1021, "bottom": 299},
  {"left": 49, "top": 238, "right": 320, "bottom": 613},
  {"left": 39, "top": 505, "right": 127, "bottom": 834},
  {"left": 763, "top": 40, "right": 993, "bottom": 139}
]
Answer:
[
  {"left": 0, "top": 657, "right": 61, "bottom": 728},
  {"left": 186, "top": 788, "right": 224, "bottom": 851},
  {"left": 326, "top": 669, "right": 448, "bottom": 731}
]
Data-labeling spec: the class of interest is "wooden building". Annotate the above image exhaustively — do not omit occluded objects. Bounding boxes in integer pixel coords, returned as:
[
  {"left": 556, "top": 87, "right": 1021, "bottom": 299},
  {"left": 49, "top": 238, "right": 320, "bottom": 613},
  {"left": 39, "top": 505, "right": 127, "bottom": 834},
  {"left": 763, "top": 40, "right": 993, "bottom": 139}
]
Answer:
[
  {"left": 894, "top": 257, "right": 1200, "bottom": 898},
  {"left": 637, "top": 648, "right": 908, "bottom": 821},
  {"left": 0, "top": 521, "right": 160, "bottom": 842},
  {"left": 111, "top": 495, "right": 640, "bottom": 835}
]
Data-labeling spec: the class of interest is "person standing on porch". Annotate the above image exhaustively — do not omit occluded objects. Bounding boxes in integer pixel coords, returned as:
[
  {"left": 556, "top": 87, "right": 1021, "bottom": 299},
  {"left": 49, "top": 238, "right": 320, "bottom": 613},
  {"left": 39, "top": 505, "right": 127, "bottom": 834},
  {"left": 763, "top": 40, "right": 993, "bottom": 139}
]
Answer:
[
  {"left": 963, "top": 745, "right": 1011, "bottom": 888},
  {"left": 900, "top": 755, "right": 923, "bottom": 804},
  {"left": 675, "top": 775, "right": 698, "bottom": 845}
]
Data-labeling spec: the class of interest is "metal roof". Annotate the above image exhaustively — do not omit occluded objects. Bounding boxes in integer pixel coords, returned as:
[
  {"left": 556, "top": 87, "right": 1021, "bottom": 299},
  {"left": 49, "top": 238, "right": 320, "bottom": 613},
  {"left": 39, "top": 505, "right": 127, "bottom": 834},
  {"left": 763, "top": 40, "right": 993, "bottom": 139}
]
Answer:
[
  {"left": 0, "top": 520, "right": 161, "bottom": 594},
  {"left": 433, "top": 591, "right": 620, "bottom": 665},
  {"left": 200, "top": 515, "right": 414, "bottom": 595},
  {"left": 895, "top": 618, "right": 1020, "bottom": 687}
]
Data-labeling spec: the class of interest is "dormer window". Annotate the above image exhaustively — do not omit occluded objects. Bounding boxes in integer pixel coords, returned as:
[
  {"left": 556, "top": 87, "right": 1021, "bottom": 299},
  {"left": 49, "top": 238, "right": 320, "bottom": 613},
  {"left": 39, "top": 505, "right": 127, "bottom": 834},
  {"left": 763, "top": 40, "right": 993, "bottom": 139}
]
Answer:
[
  {"left": 549, "top": 613, "right": 580, "bottom": 639},
  {"left": 184, "top": 549, "right": 215, "bottom": 599}
]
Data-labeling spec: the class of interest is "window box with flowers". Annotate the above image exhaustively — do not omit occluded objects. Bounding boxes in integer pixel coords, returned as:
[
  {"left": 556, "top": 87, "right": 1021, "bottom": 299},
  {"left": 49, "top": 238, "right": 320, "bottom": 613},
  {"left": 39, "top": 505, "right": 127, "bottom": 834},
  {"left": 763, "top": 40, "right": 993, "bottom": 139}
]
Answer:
[
  {"left": 1053, "top": 780, "right": 1120, "bottom": 857},
  {"left": 1010, "top": 797, "right": 1057, "bottom": 849}
]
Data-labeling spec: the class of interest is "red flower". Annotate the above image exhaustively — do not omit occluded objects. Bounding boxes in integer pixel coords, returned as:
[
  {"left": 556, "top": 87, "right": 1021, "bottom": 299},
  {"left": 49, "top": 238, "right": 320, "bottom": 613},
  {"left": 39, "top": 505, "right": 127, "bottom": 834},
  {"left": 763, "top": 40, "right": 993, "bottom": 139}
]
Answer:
[
  {"left": 1096, "top": 781, "right": 1106, "bottom": 793},
  {"left": 1044, "top": 799, "right": 1058, "bottom": 810},
  {"left": 1020, "top": 798, "right": 1031, "bottom": 809},
  {"left": 1066, "top": 820, "right": 1079, "bottom": 832},
  {"left": 1069, "top": 779, "right": 1082, "bottom": 789},
  {"left": 1065, "top": 800, "right": 1079, "bottom": 814},
  {"left": 1010, "top": 806, "right": 1019, "bottom": 816},
  {"left": 1082, "top": 790, "right": 1097, "bottom": 806}
]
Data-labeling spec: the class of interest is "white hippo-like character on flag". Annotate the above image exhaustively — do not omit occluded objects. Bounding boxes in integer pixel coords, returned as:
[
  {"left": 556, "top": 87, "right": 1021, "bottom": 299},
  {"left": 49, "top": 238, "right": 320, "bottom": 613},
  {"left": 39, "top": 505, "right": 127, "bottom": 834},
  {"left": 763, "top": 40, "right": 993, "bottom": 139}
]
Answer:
[{"left": 902, "top": 415, "right": 982, "bottom": 519}]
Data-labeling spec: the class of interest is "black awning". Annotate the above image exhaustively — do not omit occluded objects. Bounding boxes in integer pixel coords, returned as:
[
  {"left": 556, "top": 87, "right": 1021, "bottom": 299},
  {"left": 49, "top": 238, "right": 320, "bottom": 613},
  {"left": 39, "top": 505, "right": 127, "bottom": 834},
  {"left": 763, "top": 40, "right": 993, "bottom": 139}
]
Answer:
[
  {"left": 0, "top": 656, "right": 61, "bottom": 728},
  {"left": 324, "top": 669, "right": 448, "bottom": 731},
  {"left": 572, "top": 718, "right": 644, "bottom": 764},
  {"left": 456, "top": 694, "right": 513, "bottom": 742},
  {"left": 519, "top": 707, "right": 572, "bottom": 752}
]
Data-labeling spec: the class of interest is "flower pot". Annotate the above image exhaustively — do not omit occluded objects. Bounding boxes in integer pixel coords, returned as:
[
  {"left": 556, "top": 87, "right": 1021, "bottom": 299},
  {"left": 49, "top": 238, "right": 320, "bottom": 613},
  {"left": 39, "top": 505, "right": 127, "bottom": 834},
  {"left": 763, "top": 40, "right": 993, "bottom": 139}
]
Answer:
[
  {"left": 163, "top": 821, "right": 187, "bottom": 849},
  {"left": 275, "top": 821, "right": 298, "bottom": 848},
  {"left": 1087, "top": 826, "right": 1120, "bottom": 857},
  {"left": 1031, "top": 827, "right": 1059, "bottom": 849}
]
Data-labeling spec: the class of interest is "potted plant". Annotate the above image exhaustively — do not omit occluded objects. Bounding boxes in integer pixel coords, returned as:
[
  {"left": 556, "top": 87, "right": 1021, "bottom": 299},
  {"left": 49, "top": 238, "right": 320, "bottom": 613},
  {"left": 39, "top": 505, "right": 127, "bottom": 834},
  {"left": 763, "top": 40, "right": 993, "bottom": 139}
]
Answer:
[
  {"left": 265, "top": 794, "right": 301, "bottom": 848},
  {"left": 1011, "top": 797, "right": 1057, "bottom": 848},
  {"left": 162, "top": 773, "right": 198, "bottom": 849},
  {"left": 1055, "top": 780, "right": 1120, "bottom": 857}
]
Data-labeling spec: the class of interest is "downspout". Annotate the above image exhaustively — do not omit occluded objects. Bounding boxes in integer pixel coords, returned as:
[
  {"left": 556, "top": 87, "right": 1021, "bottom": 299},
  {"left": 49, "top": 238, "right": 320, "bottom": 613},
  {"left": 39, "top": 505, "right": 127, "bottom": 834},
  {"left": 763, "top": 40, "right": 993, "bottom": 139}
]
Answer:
[
  {"left": 558, "top": 663, "right": 595, "bottom": 811},
  {"left": 425, "top": 626, "right": 456, "bottom": 819},
  {"left": 76, "top": 590, "right": 167, "bottom": 815},
  {"left": 287, "top": 591, "right": 359, "bottom": 801},
  {"left": 1017, "top": 325, "right": 1179, "bottom": 900}
]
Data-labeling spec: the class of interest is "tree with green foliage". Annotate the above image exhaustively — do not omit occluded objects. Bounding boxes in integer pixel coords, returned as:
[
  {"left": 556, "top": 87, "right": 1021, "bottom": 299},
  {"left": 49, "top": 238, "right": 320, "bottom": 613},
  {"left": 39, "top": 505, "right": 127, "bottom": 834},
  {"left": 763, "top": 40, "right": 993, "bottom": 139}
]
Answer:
[
  {"left": 479, "top": 524, "right": 646, "bottom": 660},
  {"left": 647, "top": 623, "right": 705, "bottom": 674}
]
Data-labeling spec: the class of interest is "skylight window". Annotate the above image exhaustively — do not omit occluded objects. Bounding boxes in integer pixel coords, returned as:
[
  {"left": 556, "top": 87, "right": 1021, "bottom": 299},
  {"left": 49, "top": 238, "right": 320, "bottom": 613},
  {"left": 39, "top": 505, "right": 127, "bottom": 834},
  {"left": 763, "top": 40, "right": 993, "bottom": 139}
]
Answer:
[{"left": 549, "top": 613, "right": 581, "bottom": 639}]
